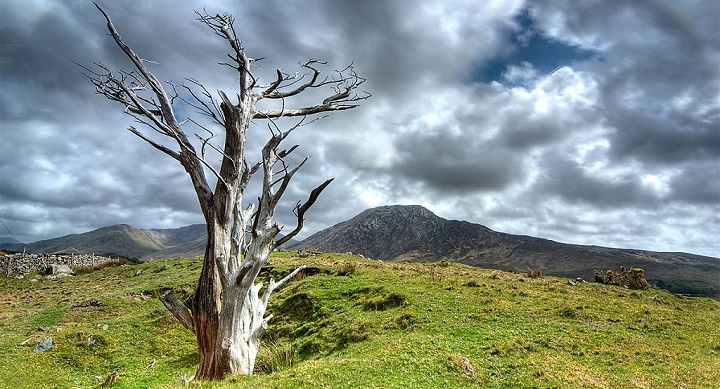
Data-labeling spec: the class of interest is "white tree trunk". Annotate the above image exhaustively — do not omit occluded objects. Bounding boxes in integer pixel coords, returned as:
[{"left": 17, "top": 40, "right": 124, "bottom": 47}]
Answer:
[
  {"left": 216, "top": 263, "right": 306, "bottom": 375},
  {"left": 217, "top": 284, "right": 264, "bottom": 374}
]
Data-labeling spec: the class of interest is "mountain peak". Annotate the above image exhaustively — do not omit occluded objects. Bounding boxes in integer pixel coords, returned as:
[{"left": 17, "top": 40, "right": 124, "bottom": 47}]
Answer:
[
  {"left": 360, "top": 204, "right": 436, "bottom": 217},
  {"left": 295, "top": 205, "right": 448, "bottom": 260}
]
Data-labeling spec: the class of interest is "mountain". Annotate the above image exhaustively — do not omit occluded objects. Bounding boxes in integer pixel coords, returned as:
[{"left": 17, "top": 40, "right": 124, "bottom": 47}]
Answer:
[
  {"left": 0, "top": 224, "right": 206, "bottom": 260},
  {"left": 0, "top": 224, "right": 300, "bottom": 261},
  {"left": 293, "top": 205, "right": 720, "bottom": 298},
  {"left": 0, "top": 237, "right": 20, "bottom": 245}
]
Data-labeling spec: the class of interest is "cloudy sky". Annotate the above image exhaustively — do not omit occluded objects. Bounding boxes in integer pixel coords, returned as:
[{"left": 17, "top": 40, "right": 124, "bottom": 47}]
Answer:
[{"left": 1, "top": 0, "right": 718, "bottom": 257}]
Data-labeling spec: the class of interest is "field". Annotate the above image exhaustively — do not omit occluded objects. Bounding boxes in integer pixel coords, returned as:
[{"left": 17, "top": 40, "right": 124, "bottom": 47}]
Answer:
[{"left": 1, "top": 252, "right": 718, "bottom": 388}]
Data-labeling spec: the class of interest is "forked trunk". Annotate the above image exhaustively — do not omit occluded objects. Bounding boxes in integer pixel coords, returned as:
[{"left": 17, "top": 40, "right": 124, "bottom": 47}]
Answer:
[{"left": 190, "top": 222, "right": 274, "bottom": 379}]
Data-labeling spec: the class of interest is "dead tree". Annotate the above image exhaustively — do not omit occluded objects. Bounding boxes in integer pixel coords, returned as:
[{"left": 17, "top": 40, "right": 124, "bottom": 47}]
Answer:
[{"left": 81, "top": 4, "right": 368, "bottom": 380}]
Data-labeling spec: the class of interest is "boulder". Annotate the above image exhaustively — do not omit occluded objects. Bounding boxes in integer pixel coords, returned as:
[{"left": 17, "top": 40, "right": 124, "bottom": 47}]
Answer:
[
  {"left": 47, "top": 264, "right": 74, "bottom": 275},
  {"left": 34, "top": 337, "right": 53, "bottom": 353}
]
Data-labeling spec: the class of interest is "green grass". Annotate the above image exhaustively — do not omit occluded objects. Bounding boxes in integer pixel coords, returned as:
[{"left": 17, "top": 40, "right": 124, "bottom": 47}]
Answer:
[{"left": 1, "top": 253, "right": 718, "bottom": 388}]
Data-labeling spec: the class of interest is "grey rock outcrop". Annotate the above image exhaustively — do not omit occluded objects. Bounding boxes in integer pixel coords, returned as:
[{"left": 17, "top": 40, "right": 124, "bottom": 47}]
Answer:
[
  {"left": 34, "top": 337, "right": 53, "bottom": 353},
  {"left": 48, "top": 264, "right": 74, "bottom": 275}
]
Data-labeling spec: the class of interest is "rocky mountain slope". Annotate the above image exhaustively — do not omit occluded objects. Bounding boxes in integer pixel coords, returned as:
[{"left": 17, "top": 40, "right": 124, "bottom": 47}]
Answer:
[{"left": 293, "top": 205, "right": 720, "bottom": 297}]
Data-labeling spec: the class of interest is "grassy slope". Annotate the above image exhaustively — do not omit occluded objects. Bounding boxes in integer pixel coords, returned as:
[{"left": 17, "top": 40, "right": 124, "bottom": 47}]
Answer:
[{"left": 0, "top": 253, "right": 718, "bottom": 388}]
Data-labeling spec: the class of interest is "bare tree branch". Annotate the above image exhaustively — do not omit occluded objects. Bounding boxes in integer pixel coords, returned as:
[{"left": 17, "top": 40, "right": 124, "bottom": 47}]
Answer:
[
  {"left": 176, "top": 79, "right": 224, "bottom": 125},
  {"left": 261, "top": 60, "right": 321, "bottom": 99},
  {"left": 195, "top": 10, "right": 256, "bottom": 94},
  {"left": 128, "top": 127, "right": 180, "bottom": 160},
  {"left": 160, "top": 290, "right": 195, "bottom": 333},
  {"left": 254, "top": 62, "right": 370, "bottom": 119},
  {"left": 275, "top": 178, "right": 334, "bottom": 247},
  {"left": 260, "top": 265, "right": 307, "bottom": 305},
  {"left": 95, "top": 3, "right": 182, "bottom": 131}
]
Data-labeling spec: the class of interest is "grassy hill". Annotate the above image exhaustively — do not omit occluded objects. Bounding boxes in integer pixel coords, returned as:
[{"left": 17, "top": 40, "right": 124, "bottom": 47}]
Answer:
[{"left": 1, "top": 253, "right": 718, "bottom": 388}]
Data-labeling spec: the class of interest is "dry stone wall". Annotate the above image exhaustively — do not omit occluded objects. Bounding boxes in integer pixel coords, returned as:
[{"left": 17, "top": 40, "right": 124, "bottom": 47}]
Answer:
[{"left": 0, "top": 253, "right": 117, "bottom": 276}]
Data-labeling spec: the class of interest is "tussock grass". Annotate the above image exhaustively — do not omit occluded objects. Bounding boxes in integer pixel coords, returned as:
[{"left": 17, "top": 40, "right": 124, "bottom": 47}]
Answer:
[{"left": 1, "top": 252, "right": 718, "bottom": 388}]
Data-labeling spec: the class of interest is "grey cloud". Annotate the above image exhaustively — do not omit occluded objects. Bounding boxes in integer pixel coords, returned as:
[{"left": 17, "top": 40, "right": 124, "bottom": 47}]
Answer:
[
  {"left": 669, "top": 161, "right": 720, "bottom": 205},
  {"left": 535, "top": 152, "right": 662, "bottom": 209},
  {"left": 393, "top": 131, "right": 526, "bottom": 192},
  {"left": 604, "top": 104, "right": 720, "bottom": 164}
]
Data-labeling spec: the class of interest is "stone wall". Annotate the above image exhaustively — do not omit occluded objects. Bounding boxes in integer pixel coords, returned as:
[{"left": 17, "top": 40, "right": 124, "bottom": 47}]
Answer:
[{"left": 0, "top": 253, "right": 117, "bottom": 276}]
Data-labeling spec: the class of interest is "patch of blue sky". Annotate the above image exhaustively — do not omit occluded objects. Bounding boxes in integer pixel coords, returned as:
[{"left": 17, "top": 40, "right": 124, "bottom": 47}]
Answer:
[{"left": 474, "top": 8, "right": 599, "bottom": 86}]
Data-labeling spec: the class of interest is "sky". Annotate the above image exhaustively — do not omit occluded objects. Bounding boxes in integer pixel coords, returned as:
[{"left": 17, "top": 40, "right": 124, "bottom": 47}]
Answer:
[{"left": 1, "top": 0, "right": 719, "bottom": 257}]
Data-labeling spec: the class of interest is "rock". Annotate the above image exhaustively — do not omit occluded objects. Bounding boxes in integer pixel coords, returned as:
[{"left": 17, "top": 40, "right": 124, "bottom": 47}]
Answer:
[
  {"left": 568, "top": 280, "right": 577, "bottom": 286},
  {"left": 34, "top": 337, "right": 53, "bottom": 352},
  {"left": 47, "top": 264, "right": 74, "bottom": 276},
  {"left": 134, "top": 270, "right": 142, "bottom": 277},
  {"left": 160, "top": 265, "right": 169, "bottom": 271},
  {"left": 88, "top": 335, "right": 96, "bottom": 346},
  {"left": 102, "top": 324, "right": 109, "bottom": 331}
]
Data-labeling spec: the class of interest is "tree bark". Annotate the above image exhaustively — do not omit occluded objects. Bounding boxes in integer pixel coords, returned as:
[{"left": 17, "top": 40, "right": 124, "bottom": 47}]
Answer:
[{"left": 192, "top": 222, "right": 222, "bottom": 379}]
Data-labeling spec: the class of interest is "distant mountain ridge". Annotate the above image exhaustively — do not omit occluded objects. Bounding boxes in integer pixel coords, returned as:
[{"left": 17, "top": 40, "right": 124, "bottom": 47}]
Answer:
[
  {"left": 293, "top": 205, "right": 720, "bottom": 298},
  {"left": 0, "top": 224, "right": 207, "bottom": 261},
  {"left": 0, "top": 224, "right": 301, "bottom": 261},
  {"left": 0, "top": 237, "right": 20, "bottom": 245}
]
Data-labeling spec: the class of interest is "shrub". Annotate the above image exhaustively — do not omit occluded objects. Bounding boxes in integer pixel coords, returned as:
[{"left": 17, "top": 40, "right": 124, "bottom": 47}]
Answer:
[
  {"left": 336, "top": 261, "right": 356, "bottom": 276},
  {"left": 95, "top": 260, "right": 122, "bottom": 270},
  {"left": 255, "top": 340, "right": 294, "bottom": 373},
  {"left": 73, "top": 266, "right": 94, "bottom": 275},
  {"left": 594, "top": 266, "right": 650, "bottom": 290},
  {"left": 526, "top": 268, "right": 544, "bottom": 278}
]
